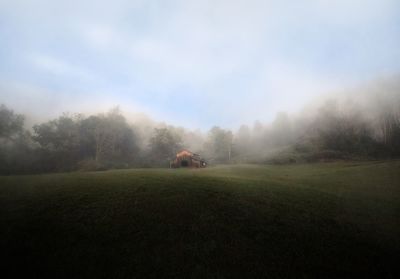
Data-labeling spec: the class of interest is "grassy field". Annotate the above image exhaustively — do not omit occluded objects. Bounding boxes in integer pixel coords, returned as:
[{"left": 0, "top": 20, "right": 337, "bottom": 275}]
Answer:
[{"left": 1, "top": 161, "right": 399, "bottom": 278}]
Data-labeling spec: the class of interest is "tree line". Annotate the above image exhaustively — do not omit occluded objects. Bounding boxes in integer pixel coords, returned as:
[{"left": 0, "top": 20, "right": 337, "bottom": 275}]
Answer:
[{"left": 1, "top": 79, "right": 399, "bottom": 174}]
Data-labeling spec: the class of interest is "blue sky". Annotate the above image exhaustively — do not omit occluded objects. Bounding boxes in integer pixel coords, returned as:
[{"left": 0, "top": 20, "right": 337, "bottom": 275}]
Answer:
[{"left": 0, "top": 0, "right": 399, "bottom": 129}]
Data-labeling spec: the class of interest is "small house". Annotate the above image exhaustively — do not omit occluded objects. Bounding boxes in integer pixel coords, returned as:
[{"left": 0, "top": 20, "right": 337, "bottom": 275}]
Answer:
[{"left": 170, "top": 149, "right": 207, "bottom": 168}]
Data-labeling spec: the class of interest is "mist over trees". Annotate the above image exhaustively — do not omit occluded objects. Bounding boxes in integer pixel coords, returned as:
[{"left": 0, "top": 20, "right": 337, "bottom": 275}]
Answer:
[
  {"left": 32, "top": 109, "right": 139, "bottom": 172},
  {"left": 149, "top": 128, "right": 183, "bottom": 166},
  {"left": 1, "top": 79, "right": 399, "bottom": 174},
  {"left": 203, "top": 127, "right": 233, "bottom": 164}
]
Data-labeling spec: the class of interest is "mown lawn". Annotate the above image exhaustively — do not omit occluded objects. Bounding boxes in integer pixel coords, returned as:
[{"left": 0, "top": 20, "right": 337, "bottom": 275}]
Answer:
[{"left": 0, "top": 161, "right": 399, "bottom": 278}]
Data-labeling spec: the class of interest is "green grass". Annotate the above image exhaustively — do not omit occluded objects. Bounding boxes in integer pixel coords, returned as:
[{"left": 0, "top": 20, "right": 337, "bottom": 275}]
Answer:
[{"left": 1, "top": 161, "right": 399, "bottom": 278}]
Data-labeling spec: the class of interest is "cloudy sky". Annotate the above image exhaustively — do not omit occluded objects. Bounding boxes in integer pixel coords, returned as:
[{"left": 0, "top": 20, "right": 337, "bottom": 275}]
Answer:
[{"left": 0, "top": 0, "right": 399, "bottom": 129}]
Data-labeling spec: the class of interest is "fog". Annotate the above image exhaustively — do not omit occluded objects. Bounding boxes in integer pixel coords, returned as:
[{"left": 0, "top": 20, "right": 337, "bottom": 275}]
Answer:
[
  {"left": 1, "top": 76, "right": 399, "bottom": 173},
  {"left": 2, "top": 0, "right": 400, "bottom": 128},
  {"left": 1, "top": 1, "right": 400, "bottom": 173}
]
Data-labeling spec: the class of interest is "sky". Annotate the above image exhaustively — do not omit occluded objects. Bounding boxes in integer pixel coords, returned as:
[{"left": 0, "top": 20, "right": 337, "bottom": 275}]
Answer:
[{"left": 0, "top": 0, "right": 399, "bottom": 129}]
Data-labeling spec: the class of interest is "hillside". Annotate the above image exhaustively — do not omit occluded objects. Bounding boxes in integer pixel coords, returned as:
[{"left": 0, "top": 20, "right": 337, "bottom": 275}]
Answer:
[{"left": 1, "top": 162, "right": 399, "bottom": 278}]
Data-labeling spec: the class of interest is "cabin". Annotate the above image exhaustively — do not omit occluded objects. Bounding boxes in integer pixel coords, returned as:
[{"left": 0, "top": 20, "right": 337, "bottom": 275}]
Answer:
[{"left": 170, "top": 149, "right": 207, "bottom": 168}]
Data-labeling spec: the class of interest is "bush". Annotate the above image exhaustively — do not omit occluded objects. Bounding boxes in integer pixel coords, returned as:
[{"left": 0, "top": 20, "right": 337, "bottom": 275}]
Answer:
[
  {"left": 304, "top": 150, "right": 346, "bottom": 162},
  {"left": 77, "top": 159, "right": 106, "bottom": 172}
]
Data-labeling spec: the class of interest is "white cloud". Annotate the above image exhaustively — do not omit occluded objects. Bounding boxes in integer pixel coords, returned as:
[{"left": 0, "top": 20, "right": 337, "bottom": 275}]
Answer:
[
  {"left": 0, "top": 80, "right": 155, "bottom": 125},
  {"left": 1, "top": 0, "right": 399, "bottom": 129},
  {"left": 29, "top": 53, "right": 95, "bottom": 81}
]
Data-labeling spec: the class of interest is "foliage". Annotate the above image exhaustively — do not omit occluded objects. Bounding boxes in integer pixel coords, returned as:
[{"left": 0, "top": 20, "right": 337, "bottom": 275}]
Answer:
[
  {"left": 0, "top": 104, "right": 24, "bottom": 140},
  {"left": 148, "top": 128, "right": 182, "bottom": 165},
  {"left": 204, "top": 126, "right": 233, "bottom": 163},
  {"left": 0, "top": 105, "right": 38, "bottom": 174},
  {"left": 0, "top": 79, "right": 399, "bottom": 173}
]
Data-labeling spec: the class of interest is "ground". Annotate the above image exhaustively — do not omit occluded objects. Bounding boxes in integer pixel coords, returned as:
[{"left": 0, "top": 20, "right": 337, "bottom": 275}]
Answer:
[{"left": 1, "top": 161, "right": 399, "bottom": 278}]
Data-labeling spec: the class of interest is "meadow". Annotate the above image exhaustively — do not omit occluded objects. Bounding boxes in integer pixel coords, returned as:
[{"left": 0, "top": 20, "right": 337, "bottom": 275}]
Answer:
[{"left": 1, "top": 161, "right": 399, "bottom": 278}]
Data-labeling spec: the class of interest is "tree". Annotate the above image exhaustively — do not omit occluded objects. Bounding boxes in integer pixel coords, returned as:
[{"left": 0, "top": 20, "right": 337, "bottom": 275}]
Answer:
[
  {"left": 90, "top": 108, "right": 138, "bottom": 166},
  {"left": 234, "top": 125, "right": 251, "bottom": 158},
  {"left": 204, "top": 126, "right": 233, "bottom": 163},
  {"left": 33, "top": 114, "right": 81, "bottom": 170},
  {"left": 373, "top": 92, "right": 400, "bottom": 155},
  {"left": 149, "top": 128, "right": 182, "bottom": 164},
  {"left": 271, "top": 112, "right": 292, "bottom": 146},
  {"left": 0, "top": 105, "right": 37, "bottom": 174},
  {"left": 0, "top": 104, "right": 24, "bottom": 140},
  {"left": 32, "top": 108, "right": 139, "bottom": 170},
  {"left": 311, "top": 100, "right": 377, "bottom": 155}
]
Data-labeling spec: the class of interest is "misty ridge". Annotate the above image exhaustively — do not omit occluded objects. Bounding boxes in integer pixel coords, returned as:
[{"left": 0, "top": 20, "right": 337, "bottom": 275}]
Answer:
[{"left": 1, "top": 77, "right": 399, "bottom": 174}]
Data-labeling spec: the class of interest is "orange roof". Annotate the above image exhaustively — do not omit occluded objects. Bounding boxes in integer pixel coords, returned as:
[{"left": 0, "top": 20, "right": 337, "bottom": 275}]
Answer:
[{"left": 176, "top": 149, "right": 201, "bottom": 158}]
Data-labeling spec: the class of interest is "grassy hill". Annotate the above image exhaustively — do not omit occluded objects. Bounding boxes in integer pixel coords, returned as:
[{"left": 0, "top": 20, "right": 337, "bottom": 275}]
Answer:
[{"left": 1, "top": 162, "right": 399, "bottom": 278}]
